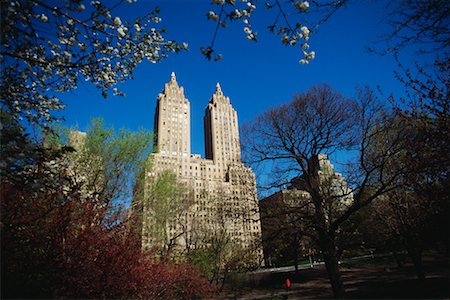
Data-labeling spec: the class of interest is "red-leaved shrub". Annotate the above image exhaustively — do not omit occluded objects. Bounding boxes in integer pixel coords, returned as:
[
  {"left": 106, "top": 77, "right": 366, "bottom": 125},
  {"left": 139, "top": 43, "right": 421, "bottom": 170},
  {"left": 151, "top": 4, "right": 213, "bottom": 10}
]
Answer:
[{"left": 1, "top": 181, "right": 214, "bottom": 299}]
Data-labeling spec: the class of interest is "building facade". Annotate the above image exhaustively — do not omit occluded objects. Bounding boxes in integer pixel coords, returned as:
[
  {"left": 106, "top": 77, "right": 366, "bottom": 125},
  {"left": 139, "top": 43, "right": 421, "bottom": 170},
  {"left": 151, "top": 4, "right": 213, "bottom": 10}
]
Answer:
[
  {"left": 259, "top": 154, "right": 353, "bottom": 266},
  {"left": 140, "top": 73, "right": 262, "bottom": 258},
  {"left": 259, "top": 189, "right": 313, "bottom": 267}
]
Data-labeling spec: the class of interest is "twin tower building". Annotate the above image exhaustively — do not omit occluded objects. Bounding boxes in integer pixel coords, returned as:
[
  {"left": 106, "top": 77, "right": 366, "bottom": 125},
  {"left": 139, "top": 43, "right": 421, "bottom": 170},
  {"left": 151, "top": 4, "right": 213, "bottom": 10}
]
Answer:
[{"left": 140, "top": 73, "right": 262, "bottom": 256}]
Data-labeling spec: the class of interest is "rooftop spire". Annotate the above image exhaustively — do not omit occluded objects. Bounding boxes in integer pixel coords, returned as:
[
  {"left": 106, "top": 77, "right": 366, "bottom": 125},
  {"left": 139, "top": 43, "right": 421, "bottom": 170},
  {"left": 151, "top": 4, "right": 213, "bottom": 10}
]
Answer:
[
  {"left": 170, "top": 72, "right": 176, "bottom": 82},
  {"left": 215, "top": 82, "right": 222, "bottom": 94}
]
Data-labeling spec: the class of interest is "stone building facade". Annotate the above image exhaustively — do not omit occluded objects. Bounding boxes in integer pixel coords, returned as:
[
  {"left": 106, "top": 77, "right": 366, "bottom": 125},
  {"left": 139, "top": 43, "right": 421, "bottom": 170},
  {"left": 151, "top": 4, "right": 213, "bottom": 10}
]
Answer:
[
  {"left": 259, "top": 189, "right": 312, "bottom": 267},
  {"left": 259, "top": 154, "right": 353, "bottom": 266},
  {"left": 140, "top": 73, "right": 262, "bottom": 257}
]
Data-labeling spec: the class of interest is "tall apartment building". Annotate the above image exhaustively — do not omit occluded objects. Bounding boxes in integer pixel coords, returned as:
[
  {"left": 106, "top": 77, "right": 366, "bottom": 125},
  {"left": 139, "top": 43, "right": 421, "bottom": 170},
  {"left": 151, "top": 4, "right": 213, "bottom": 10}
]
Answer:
[{"left": 140, "top": 73, "right": 262, "bottom": 257}]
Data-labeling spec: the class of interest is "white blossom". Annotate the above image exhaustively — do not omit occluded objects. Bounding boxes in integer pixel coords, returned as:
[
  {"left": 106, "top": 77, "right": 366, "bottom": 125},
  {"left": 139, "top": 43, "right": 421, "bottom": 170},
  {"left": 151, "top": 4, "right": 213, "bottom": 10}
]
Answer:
[
  {"left": 246, "top": 2, "right": 256, "bottom": 10},
  {"left": 246, "top": 33, "right": 256, "bottom": 40},
  {"left": 244, "top": 27, "right": 252, "bottom": 34},
  {"left": 117, "top": 27, "right": 126, "bottom": 37},
  {"left": 301, "top": 26, "right": 310, "bottom": 36},
  {"left": 303, "top": 50, "right": 315, "bottom": 60},
  {"left": 2, "top": 0, "right": 187, "bottom": 127},
  {"left": 114, "top": 17, "right": 122, "bottom": 26},
  {"left": 207, "top": 11, "right": 219, "bottom": 21},
  {"left": 299, "top": 59, "right": 309, "bottom": 64},
  {"left": 294, "top": 1, "right": 309, "bottom": 12}
]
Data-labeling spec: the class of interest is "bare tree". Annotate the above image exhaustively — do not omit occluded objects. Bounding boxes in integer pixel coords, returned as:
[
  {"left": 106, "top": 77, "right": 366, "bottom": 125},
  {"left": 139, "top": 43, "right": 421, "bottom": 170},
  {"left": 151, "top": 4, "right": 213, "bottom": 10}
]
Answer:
[
  {"left": 259, "top": 189, "right": 315, "bottom": 271},
  {"left": 372, "top": 0, "right": 450, "bottom": 55},
  {"left": 242, "top": 84, "right": 408, "bottom": 298},
  {"left": 369, "top": 56, "right": 450, "bottom": 279}
]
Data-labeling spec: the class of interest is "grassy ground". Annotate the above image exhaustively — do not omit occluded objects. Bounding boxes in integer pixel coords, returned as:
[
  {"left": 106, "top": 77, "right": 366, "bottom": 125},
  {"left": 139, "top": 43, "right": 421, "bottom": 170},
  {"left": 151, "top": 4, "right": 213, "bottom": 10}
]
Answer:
[{"left": 217, "top": 253, "right": 449, "bottom": 299}]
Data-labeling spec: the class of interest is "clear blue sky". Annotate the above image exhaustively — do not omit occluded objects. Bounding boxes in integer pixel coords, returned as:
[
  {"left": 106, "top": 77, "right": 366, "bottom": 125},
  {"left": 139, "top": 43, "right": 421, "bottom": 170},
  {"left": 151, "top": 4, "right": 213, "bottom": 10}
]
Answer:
[{"left": 61, "top": 0, "right": 433, "bottom": 160}]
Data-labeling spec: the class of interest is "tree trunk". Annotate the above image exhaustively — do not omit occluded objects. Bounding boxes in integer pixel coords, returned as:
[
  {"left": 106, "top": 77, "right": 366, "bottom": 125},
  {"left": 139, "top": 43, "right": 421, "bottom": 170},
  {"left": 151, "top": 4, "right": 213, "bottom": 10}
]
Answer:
[
  {"left": 320, "top": 233, "right": 345, "bottom": 298},
  {"left": 392, "top": 251, "right": 404, "bottom": 268},
  {"left": 308, "top": 166, "right": 345, "bottom": 298},
  {"left": 294, "top": 238, "right": 299, "bottom": 274},
  {"left": 406, "top": 238, "right": 425, "bottom": 281}
]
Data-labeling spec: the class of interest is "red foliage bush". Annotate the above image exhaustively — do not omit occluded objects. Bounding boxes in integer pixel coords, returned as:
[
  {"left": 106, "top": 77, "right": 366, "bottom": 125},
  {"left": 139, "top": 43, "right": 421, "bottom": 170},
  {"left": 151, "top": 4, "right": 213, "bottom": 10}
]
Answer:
[{"left": 1, "top": 182, "right": 214, "bottom": 299}]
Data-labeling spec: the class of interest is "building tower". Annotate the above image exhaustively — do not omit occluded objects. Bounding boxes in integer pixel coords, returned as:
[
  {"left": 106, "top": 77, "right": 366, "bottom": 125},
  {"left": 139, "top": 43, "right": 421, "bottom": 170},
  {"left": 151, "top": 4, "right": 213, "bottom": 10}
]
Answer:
[
  {"left": 153, "top": 72, "right": 190, "bottom": 159},
  {"left": 141, "top": 73, "right": 263, "bottom": 263},
  {"left": 204, "top": 83, "right": 241, "bottom": 172}
]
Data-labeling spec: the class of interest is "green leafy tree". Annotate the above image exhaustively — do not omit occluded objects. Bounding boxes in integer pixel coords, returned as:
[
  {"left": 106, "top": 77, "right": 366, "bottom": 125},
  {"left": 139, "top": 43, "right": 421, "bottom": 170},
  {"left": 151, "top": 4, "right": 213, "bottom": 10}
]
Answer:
[
  {"left": 187, "top": 229, "right": 233, "bottom": 285},
  {"left": 137, "top": 169, "right": 195, "bottom": 254},
  {"left": 65, "top": 118, "right": 152, "bottom": 216}
]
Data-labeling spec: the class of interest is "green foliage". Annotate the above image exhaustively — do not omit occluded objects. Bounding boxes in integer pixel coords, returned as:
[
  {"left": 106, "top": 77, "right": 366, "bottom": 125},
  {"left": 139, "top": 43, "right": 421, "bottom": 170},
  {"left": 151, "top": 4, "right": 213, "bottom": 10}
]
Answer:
[
  {"left": 141, "top": 169, "right": 189, "bottom": 247},
  {"left": 67, "top": 118, "right": 152, "bottom": 207},
  {"left": 188, "top": 248, "right": 217, "bottom": 279},
  {"left": 187, "top": 233, "right": 262, "bottom": 286}
]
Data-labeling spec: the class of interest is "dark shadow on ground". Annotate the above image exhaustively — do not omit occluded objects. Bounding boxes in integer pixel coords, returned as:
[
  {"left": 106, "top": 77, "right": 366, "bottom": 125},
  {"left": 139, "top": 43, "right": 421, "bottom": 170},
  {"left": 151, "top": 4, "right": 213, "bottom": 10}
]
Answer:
[{"left": 218, "top": 253, "right": 449, "bottom": 299}]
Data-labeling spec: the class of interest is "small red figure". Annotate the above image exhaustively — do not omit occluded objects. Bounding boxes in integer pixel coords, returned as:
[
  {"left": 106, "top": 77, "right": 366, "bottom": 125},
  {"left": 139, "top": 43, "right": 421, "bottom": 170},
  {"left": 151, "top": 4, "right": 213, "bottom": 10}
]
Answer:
[{"left": 285, "top": 278, "right": 291, "bottom": 289}]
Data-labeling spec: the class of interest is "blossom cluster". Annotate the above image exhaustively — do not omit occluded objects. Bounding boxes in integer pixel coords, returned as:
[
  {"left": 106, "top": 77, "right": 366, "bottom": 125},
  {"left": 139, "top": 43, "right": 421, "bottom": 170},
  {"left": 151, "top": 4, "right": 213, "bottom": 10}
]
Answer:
[
  {"left": 204, "top": 0, "right": 315, "bottom": 64},
  {"left": 203, "top": 0, "right": 259, "bottom": 60},
  {"left": 0, "top": 0, "right": 186, "bottom": 128},
  {"left": 268, "top": 1, "right": 315, "bottom": 64},
  {"left": 294, "top": 1, "right": 309, "bottom": 12}
]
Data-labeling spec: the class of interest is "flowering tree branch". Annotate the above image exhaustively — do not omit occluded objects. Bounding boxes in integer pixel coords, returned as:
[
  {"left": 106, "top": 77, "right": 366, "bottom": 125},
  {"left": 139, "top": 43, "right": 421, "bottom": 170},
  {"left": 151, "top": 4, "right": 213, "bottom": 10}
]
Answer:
[
  {"left": 202, "top": 0, "right": 316, "bottom": 64},
  {"left": 0, "top": 0, "right": 187, "bottom": 129}
]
